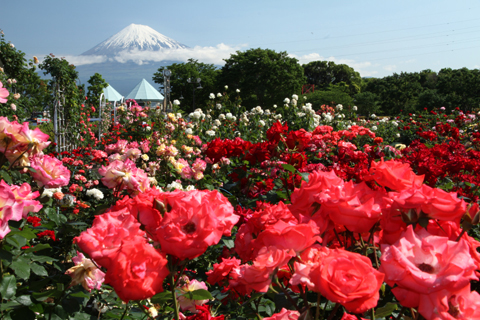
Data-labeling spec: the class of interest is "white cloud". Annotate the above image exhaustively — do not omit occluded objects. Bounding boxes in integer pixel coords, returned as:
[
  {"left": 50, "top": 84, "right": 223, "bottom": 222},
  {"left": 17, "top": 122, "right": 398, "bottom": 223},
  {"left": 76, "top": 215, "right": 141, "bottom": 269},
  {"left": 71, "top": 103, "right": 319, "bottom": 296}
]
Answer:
[
  {"left": 383, "top": 65, "right": 397, "bottom": 72},
  {"left": 288, "top": 53, "right": 377, "bottom": 77},
  {"left": 58, "top": 55, "right": 108, "bottom": 66},
  {"left": 85, "top": 43, "right": 246, "bottom": 66}
]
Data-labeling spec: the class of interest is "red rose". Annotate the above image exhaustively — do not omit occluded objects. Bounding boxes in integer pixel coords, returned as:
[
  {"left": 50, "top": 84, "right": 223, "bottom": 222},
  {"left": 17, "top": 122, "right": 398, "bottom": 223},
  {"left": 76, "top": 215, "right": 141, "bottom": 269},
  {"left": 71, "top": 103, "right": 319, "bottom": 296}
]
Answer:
[
  {"left": 310, "top": 248, "right": 384, "bottom": 314},
  {"left": 104, "top": 240, "right": 169, "bottom": 302},
  {"left": 370, "top": 158, "right": 424, "bottom": 191},
  {"left": 74, "top": 208, "right": 146, "bottom": 269}
]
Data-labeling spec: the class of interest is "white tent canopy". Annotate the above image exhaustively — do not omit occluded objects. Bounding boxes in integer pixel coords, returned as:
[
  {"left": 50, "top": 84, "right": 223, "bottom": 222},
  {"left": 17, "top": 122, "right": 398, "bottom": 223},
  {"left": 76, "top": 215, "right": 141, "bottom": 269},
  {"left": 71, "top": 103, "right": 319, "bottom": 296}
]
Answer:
[
  {"left": 103, "top": 85, "right": 123, "bottom": 102},
  {"left": 126, "top": 79, "right": 164, "bottom": 103}
]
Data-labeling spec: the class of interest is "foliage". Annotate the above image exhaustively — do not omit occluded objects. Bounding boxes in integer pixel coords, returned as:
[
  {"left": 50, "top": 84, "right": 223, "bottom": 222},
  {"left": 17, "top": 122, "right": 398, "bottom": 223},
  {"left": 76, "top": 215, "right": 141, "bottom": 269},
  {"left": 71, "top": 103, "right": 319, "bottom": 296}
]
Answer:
[
  {"left": 39, "top": 54, "right": 86, "bottom": 140},
  {"left": 303, "top": 60, "right": 362, "bottom": 96},
  {"left": 305, "top": 87, "right": 354, "bottom": 110},
  {"left": 86, "top": 73, "right": 108, "bottom": 106},
  {"left": 153, "top": 59, "right": 220, "bottom": 113},
  {"left": 219, "top": 48, "right": 306, "bottom": 109},
  {"left": 0, "top": 31, "right": 49, "bottom": 120},
  {"left": 354, "top": 91, "right": 381, "bottom": 117}
]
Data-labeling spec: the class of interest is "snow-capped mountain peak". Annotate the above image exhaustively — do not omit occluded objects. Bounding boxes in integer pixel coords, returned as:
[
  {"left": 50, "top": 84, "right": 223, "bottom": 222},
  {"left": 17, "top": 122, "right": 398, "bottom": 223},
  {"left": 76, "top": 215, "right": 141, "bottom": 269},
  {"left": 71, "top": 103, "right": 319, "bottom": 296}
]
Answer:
[{"left": 81, "top": 24, "right": 188, "bottom": 56}]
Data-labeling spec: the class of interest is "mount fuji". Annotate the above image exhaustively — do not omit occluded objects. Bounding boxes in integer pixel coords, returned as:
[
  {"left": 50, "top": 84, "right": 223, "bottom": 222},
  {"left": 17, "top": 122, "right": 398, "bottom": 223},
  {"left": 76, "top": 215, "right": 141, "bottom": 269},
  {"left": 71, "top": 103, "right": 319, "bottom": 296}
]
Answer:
[
  {"left": 76, "top": 24, "right": 189, "bottom": 96},
  {"left": 81, "top": 24, "right": 189, "bottom": 56}
]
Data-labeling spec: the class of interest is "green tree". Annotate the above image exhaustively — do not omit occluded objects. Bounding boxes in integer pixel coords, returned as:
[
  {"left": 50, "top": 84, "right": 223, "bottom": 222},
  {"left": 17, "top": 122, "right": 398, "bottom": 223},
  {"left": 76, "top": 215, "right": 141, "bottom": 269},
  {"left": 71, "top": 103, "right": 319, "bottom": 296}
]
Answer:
[
  {"left": 219, "top": 48, "right": 305, "bottom": 108},
  {"left": 87, "top": 72, "right": 108, "bottom": 105},
  {"left": 39, "top": 54, "right": 85, "bottom": 140},
  {"left": 437, "top": 68, "right": 480, "bottom": 112},
  {"left": 303, "top": 60, "right": 362, "bottom": 96},
  {"left": 354, "top": 91, "right": 381, "bottom": 117},
  {"left": 0, "top": 32, "right": 49, "bottom": 120},
  {"left": 153, "top": 58, "right": 220, "bottom": 113},
  {"left": 305, "top": 87, "right": 354, "bottom": 110}
]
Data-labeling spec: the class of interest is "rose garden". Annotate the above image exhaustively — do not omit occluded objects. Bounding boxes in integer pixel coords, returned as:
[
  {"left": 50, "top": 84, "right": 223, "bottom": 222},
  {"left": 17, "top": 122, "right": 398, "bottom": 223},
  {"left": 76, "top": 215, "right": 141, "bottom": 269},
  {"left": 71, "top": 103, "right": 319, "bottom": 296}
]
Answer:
[{"left": 1, "top": 32, "right": 480, "bottom": 320}]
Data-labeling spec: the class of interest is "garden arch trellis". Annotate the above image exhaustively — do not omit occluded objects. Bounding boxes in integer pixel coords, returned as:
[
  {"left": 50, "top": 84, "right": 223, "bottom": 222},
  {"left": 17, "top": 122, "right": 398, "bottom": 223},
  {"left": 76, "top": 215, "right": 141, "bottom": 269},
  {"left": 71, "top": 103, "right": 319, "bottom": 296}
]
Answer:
[{"left": 52, "top": 83, "right": 106, "bottom": 153}]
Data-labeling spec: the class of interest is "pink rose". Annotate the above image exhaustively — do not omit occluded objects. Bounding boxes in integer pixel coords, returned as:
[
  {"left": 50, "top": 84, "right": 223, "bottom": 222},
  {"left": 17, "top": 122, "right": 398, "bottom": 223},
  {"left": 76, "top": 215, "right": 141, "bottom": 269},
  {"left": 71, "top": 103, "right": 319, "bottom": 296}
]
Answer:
[
  {"left": 309, "top": 248, "right": 384, "bottom": 314},
  {"left": 315, "top": 181, "right": 386, "bottom": 233},
  {"left": 9, "top": 182, "right": 42, "bottom": 217},
  {"left": 391, "top": 184, "right": 466, "bottom": 222},
  {"left": 65, "top": 251, "right": 105, "bottom": 292},
  {"left": 0, "top": 180, "right": 23, "bottom": 239},
  {"left": 370, "top": 158, "right": 424, "bottom": 191},
  {"left": 380, "top": 225, "right": 478, "bottom": 308},
  {"left": 290, "top": 245, "right": 330, "bottom": 291},
  {"left": 254, "top": 222, "right": 321, "bottom": 256},
  {"left": 206, "top": 257, "right": 241, "bottom": 286},
  {"left": 229, "top": 264, "right": 272, "bottom": 295},
  {"left": 29, "top": 154, "right": 71, "bottom": 188},
  {"left": 263, "top": 308, "right": 300, "bottom": 320},
  {"left": 14, "top": 122, "right": 51, "bottom": 155},
  {"left": 177, "top": 278, "right": 210, "bottom": 312},
  {"left": 153, "top": 190, "right": 238, "bottom": 260},
  {"left": 98, "top": 159, "right": 149, "bottom": 193},
  {"left": 340, "top": 313, "right": 367, "bottom": 320},
  {"left": 0, "top": 81, "right": 9, "bottom": 103},
  {"left": 289, "top": 170, "right": 344, "bottom": 221},
  {"left": 418, "top": 285, "right": 480, "bottom": 320}
]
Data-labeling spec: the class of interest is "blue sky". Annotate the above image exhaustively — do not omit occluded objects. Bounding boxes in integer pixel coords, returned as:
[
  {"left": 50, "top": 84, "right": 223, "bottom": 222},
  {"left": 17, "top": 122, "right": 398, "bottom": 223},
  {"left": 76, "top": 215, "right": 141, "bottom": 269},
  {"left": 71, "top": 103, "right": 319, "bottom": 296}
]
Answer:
[{"left": 2, "top": 0, "right": 480, "bottom": 77}]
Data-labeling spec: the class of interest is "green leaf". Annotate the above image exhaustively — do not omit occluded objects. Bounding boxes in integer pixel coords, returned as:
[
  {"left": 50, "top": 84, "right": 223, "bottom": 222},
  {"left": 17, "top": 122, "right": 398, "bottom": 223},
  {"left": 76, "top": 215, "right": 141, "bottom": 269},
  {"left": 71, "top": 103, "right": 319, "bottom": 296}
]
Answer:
[
  {"left": 151, "top": 291, "right": 172, "bottom": 304},
  {"left": 11, "top": 257, "right": 31, "bottom": 279},
  {"left": 13, "top": 304, "right": 37, "bottom": 319},
  {"left": 30, "top": 263, "right": 48, "bottom": 276},
  {"left": 375, "top": 302, "right": 398, "bottom": 318},
  {"left": 0, "top": 300, "right": 21, "bottom": 311},
  {"left": 298, "top": 172, "right": 309, "bottom": 182},
  {"left": 47, "top": 210, "right": 67, "bottom": 226},
  {"left": 15, "top": 295, "right": 33, "bottom": 306},
  {"left": 69, "top": 291, "right": 91, "bottom": 299},
  {"left": 281, "top": 163, "right": 296, "bottom": 173},
  {"left": 32, "top": 290, "right": 54, "bottom": 301},
  {"left": 0, "top": 170, "right": 13, "bottom": 184},
  {"left": 0, "top": 274, "right": 17, "bottom": 300},
  {"left": 187, "top": 289, "right": 213, "bottom": 301},
  {"left": 30, "top": 254, "right": 58, "bottom": 263},
  {"left": 222, "top": 239, "right": 235, "bottom": 249},
  {"left": 9, "top": 227, "right": 37, "bottom": 240},
  {"left": 24, "top": 243, "right": 50, "bottom": 253},
  {"left": 0, "top": 249, "right": 13, "bottom": 264}
]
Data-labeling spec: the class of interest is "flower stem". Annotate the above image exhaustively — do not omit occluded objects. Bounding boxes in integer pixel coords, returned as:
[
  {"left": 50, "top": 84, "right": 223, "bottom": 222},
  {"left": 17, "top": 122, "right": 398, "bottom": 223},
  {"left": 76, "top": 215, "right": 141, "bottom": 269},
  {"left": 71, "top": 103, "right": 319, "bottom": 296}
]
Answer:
[
  {"left": 314, "top": 293, "right": 321, "bottom": 320},
  {"left": 170, "top": 272, "right": 180, "bottom": 320}
]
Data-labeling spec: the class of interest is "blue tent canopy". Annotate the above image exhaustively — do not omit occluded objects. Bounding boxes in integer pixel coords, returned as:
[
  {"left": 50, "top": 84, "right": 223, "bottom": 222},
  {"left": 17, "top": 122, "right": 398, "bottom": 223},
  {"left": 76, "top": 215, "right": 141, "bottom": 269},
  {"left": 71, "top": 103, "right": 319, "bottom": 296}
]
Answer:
[
  {"left": 126, "top": 79, "right": 164, "bottom": 102},
  {"left": 103, "top": 85, "right": 123, "bottom": 102}
]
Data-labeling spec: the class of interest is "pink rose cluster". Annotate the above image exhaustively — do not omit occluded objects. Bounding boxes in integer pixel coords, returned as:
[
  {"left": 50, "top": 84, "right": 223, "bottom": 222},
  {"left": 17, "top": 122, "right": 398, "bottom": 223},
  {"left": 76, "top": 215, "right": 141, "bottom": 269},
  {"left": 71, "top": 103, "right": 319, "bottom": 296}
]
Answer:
[
  {"left": 0, "top": 117, "right": 70, "bottom": 188},
  {"left": 75, "top": 188, "right": 239, "bottom": 302},
  {"left": 0, "top": 180, "right": 42, "bottom": 238},
  {"left": 98, "top": 158, "right": 150, "bottom": 194},
  {"left": 206, "top": 159, "right": 480, "bottom": 317}
]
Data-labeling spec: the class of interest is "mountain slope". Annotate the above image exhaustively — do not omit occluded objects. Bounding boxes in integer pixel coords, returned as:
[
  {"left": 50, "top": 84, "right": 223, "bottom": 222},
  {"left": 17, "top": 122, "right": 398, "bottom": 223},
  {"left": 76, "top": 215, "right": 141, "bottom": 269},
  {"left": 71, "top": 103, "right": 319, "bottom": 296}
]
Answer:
[{"left": 81, "top": 24, "right": 189, "bottom": 56}]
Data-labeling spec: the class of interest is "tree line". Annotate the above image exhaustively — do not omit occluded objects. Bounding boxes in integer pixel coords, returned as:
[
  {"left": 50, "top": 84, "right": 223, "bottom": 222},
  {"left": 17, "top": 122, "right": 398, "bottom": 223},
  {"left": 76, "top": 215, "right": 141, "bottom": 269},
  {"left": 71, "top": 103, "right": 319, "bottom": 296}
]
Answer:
[{"left": 152, "top": 48, "right": 480, "bottom": 115}]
